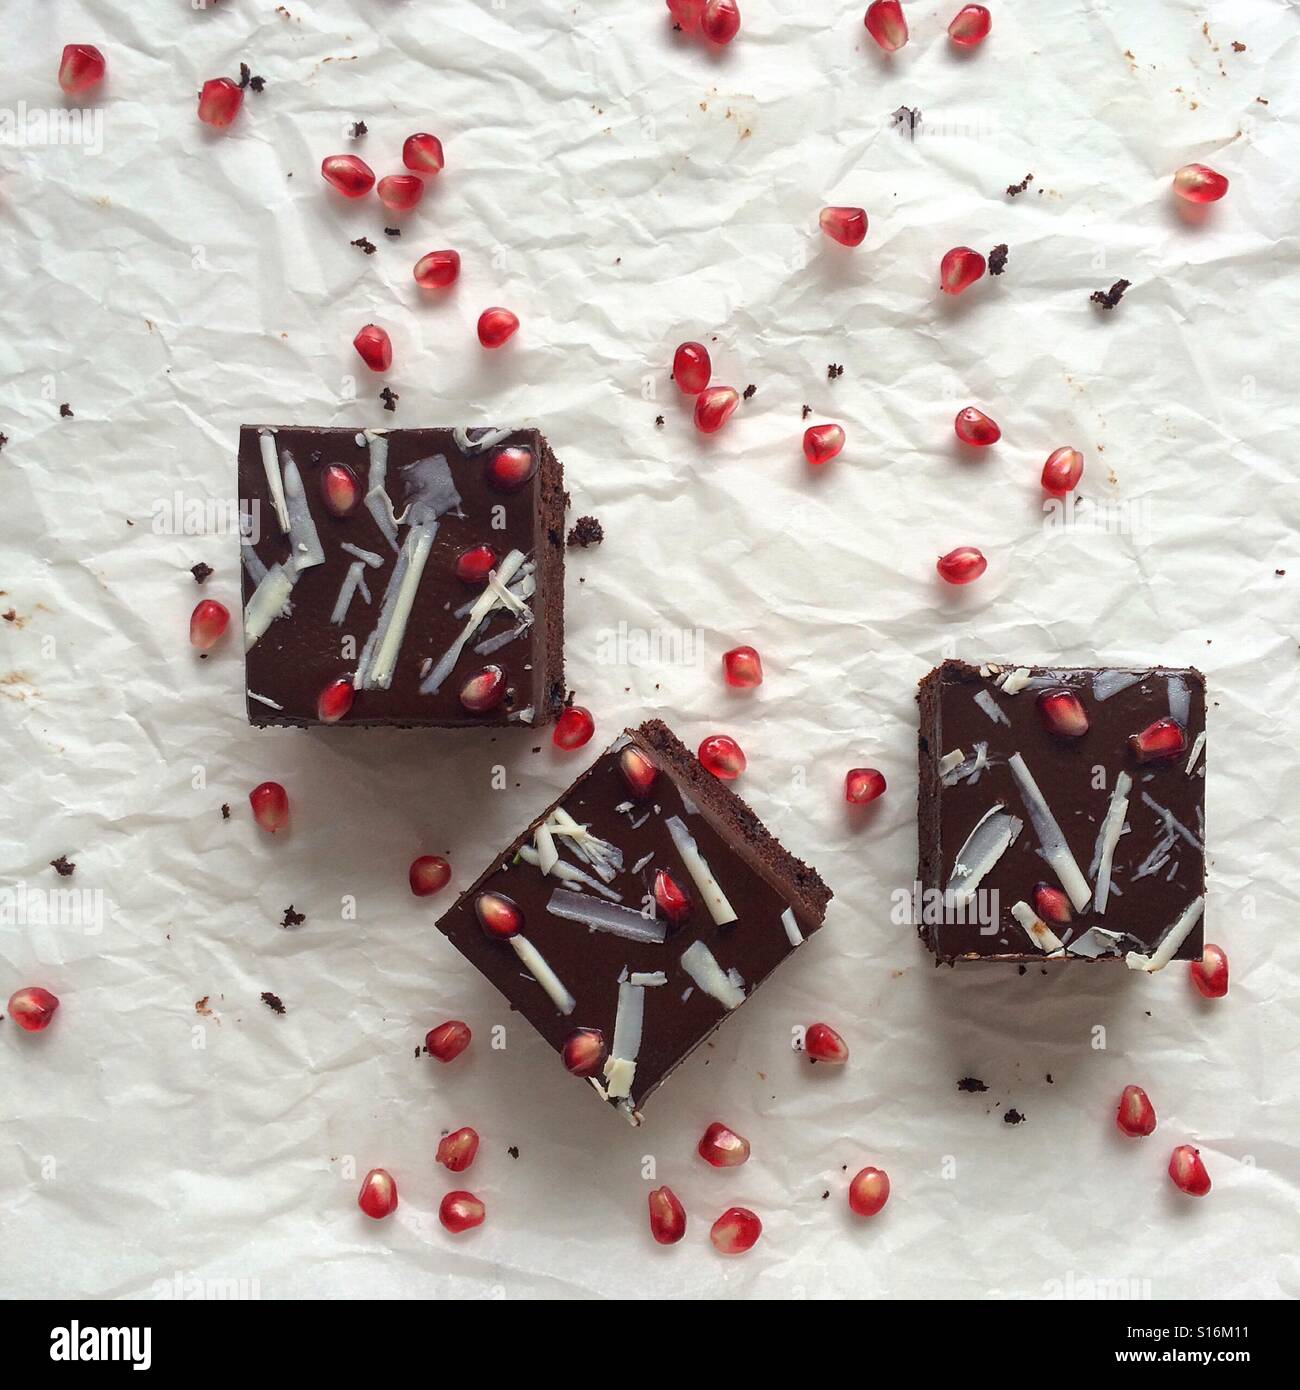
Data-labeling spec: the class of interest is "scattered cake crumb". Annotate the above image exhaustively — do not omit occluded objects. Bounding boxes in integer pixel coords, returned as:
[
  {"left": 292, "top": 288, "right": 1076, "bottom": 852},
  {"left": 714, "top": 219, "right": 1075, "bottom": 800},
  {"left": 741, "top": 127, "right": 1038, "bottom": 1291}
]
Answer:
[
  {"left": 801, "top": 404, "right": 812, "bottom": 419},
  {"left": 50, "top": 855, "right": 75, "bottom": 877},
  {"left": 349, "top": 120, "right": 368, "bottom": 138},
  {"left": 742, "top": 383, "right": 757, "bottom": 400},
  {"left": 260, "top": 991, "right": 286, "bottom": 1015},
  {"left": 957, "top": 1076, "right": 988, "bottom": 1093},
  {"left": 1003, "top": 1107, "right": 1026, "bottom": 1125},
  {"left": 988, "top": 243, "right": 1009, "bottom": 276},
  {"left": 1090, "top": 278, "right": 1131, "bottom": 310},
  {"left": 827, "top": 363, "right": 843, "bottom": 379},
  {"left": 379, "top": 387, "right": 399, "bottom": 412},
  {"left": 567, "top": 515, "right": 604, "bottom": 548},
  {"left": 195, "top": 997, "right": 212, "bottom": 1016},
  {"left": 280, "top": 905, "right": 305, "bottom": 929},
  {"left": 654, "top": 414, "right": 664, "bottom": 428},
  {"left": 190, "top": 562, "right": 214, "bottom": 584},
  {"left": 351, "top": 236, "right": 377, "bottom": 255},
  {"left": 507, "top": 1145, "right": 520, "bottom": 1159},
  {"left": 221, "top": 803, "right": 231, "bottom": 820},
  {"left": 59, "top": 403, "right": 74, "bottom": 418},
  {"left": 1006, "top": 173, "right": 1034, "bottom": 198},
  {"left": 383, "top": 227, "right": 401, "bottom": 238}
]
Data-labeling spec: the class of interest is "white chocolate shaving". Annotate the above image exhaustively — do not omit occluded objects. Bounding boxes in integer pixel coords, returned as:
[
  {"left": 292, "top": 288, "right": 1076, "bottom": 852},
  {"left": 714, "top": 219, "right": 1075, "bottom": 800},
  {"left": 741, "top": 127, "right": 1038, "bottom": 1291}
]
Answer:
[
  {"left": 1167, "top": 674, "right": 1191, "bottom": 727},
  {"left": 604, "top": 1058, "right": 636, "bottom": 1100},
  {"left": 1140, "top": 792, "right": 1202, "bottom": 850},
  {"left": 1065, "top": 926, "right": 1127, "bottom": 959},
  {"left": 1185, "top": 731, "right": 1206, "bottom": 775},
  {"left": 1008, "top": 752, "right": 1092, "bottom": 912},
  {"left": 664, "top": 815, "right": 737, "bottom": 926},
  {"left": 257, "top": 428, "right": 290, "bottom": 534},
  {"left": 240, "top": 534, "right": 268, "bottom": 586},
  {"left": 341, "top": 542, "right": 384, "bottom": 568},
  {"left": 546, "top": 888, "right": 666, "bottom": 943},
  {"left": 1010, "top": 900, "right": 1066, "bottom": 955},
  {"left": 781, "top": 906, "right": 803, "bottom": 947},
  {"left": 248, "top": 691, "right": 283, "bottom": 710},
  {"left": 533, "top": 822, "right": 558, "bottom": 876},
  {"left": 330, "top": 561, "right": 366, "bottom": 626},
  {"left": 356, "top": 522, "right": 435, "bottom": 690},
  {"left": 941, "top": 741, "right": 990, "bottom": 786},
  {"left": 420, "top": 549, "right": 528, "bottom": 695},
  {"left": 1093, "top": 669, "right": 1145, "bottom": 700},
  {"left": 947, "top": 804, "right": 1023, "bottom": 905},
  {"left": 281, "top": 450, "right": 324, "bottom": 572},
  {"left": 973, "top": 689, "right": 1010, "bottom": 726},
  {"left": 1092, "top": 771, "right": 1132, "bottom": 915},
  {"left": 516, "top": 845, "right": 621, "bottom": 901},
  {"left": 629, "top": 971, "right": 667, "bottom": 987},
  {"left": 604, "top": 981, "right": 645, "bottom": 1099},
  {"left": 679, "top": 940, "right": 745, "bottom": 1010},
  {"left": 998, "top": 667, "right": 1033, "bottom": 695},
  {"left": 452, "top": 426, "right": 513, "bottom": 454},
  {"left": 363, "top": 430, "right": 399, "bottom": 551},
  {"left": 938, "top": 749, "right": 966, "bottom": 777},
  {"left": 547, "top": 808, "right": 622, "bottom": 881},
  {"left": 509, "top": 935, "right": 575, "bottom": 1014},
  {"left": 243, "top": 562, "right": 296, "bottom": 651},
  {"left": 1125, "top": 897, "right": 1205, "bottom": 973}
]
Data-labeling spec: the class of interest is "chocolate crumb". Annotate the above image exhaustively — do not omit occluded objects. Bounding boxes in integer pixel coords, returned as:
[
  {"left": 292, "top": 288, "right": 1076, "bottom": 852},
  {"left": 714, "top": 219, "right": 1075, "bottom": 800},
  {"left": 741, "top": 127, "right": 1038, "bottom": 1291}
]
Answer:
[
  {"left": 827, "top": 363, "right": 843, "bottom": 379},
  {"left": 221, "top": 803, "right": 231, "bottom": 820},
  {"left": 1003, "top": 1107, "right": 1026, "bottom": 1125},
  {"left": 351, "top": 236, "right": 377, "bottom": 255},
  {"left": 1006, "top": 173, "right": 1034, "bottom": 198},
  {"left": 349, "top": 120, "right": 368, "bottom": 138},
  {"left": 238, "top": 63, "right": 266, "bottom": 93},
  {"left": 987, "top": 243, "right": 1009, "bottom": 276},
  {"left": 742, "top": 383, "right": 757, "bottom": 400},
  {"left": 654, "top": 414, "right": 665, "bottom": 428},
  {"left": 59, "top": 403, "right": 74, "bottom": 418},
  {"left": 821, "top": 1190, "right": 830, "bottom": 1200},
  {"left": 1232, "top": 41, "right": 1246, "bottom": 52},
  {"left": 379, "top": 387, "right": 399, "bottom": 412},
  {"left": 801, "top": 404, "right": 812, "bottom": 419},
  {"left": 190, "top": 562, "right": 214, "bottom": 584},
  {"left": 383, "top": 227, "right": 401, "bottom": 238},
  {"left": 507, "top": 1145, "right": 520, "bottom": 1159},
  {"left": 1017, "top": 964, "right": 1027, "bottom": 975},
  {"left": 1276, "top": 569, "right": 1286, "bottom": 576},
  {"left": 567, "top": 515, "right": 604, "bottom": 548},
  {"left": 957, "top": 1076, "right": 988, "bottom": 1093},
  {"left": 195, "top": 996, "right": 211, "bottom": 1016},
  {"left": 1090, "top": 278, "right": 1131, "bottom": 310},
  {"left": 260, "top": 991, "right": 286, "bottom": 1015},
  {"left": 50, "top": 855, "right": 75, "bottom": 877},
  {"left": 0, "top": 433, "right": 8, "bottom": 450},
  {"left": 1045, "top": 1073, "right": 1054, "bottom": 1084},
  {"left": 280, "top": 905, "right": 305, "bottom": 929},
  {"left": 3, "top": 609, "right": 15, "bottom": 623}
]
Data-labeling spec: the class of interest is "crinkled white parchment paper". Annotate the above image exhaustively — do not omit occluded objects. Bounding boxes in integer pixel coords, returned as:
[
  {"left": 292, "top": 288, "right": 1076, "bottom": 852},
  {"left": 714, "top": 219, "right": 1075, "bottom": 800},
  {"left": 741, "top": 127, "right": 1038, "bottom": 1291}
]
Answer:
[{"left": 1, "top": 0, "right": 1298, "bottom": 1300}]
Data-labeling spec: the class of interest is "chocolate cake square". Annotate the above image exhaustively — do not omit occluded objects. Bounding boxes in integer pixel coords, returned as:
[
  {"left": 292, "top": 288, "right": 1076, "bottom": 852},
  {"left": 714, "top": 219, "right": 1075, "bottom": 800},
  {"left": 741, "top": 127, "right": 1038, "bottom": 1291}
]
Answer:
[
  {"left": 238, "top": 425, "right": 565, "bottom": 727},
  {"left": 916, "top": 661, "right": 1206, "bottom": 967},
  {"left": 433, "top": 720, "right": 833, "bottom": 1121}
]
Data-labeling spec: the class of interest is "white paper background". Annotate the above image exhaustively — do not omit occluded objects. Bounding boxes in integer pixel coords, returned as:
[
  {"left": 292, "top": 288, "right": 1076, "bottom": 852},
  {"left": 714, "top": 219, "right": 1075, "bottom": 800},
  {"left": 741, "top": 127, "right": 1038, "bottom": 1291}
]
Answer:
[{"left": 1, "top": 0, "right": 1298, "bottom": 1301}]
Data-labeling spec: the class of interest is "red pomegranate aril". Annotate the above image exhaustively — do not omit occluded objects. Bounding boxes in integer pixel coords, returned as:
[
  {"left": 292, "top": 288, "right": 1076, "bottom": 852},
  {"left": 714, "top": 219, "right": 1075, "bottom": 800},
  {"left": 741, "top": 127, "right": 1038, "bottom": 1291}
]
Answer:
[
  {"left": 59, "top": 44, "right": 106, "bottom": 95},
  {"left": 561, "top": 1027, "right": 607, "bottom": 1077},
  {"left": 477, "top": 307, "right": 519, "bottom": 349},
  {"left": 710, "top": 1206, "right": 761, "bottom": 1254},
  {"left": 1173, "top": 163, "right": 1229, "bottom": 204},
  {"left": 455, "top": 544, "right": 498, "bottom": 585},
  {"left": 377, "top": 174, "right": 424, "bottom": 212},
  {"left": 317, "top": 678, "right": 354, "bottom": 724},
  {"left": 648, "top": 1186, "right": 687, "bottom": 1245},
  {"left": 403, "top": 132, "right": 445, "bottom": 175},
  {"left": 1031, "top": 881, "right": 1073, "bottom": 926},
  {"left": 7, "top": 987, "right": 59, "bottom": 1033},
  {"left": 1116, "top": 1085, "right": 1157, "bottom": 1138},
  {"left": 321, "top": 153, "right": 376, "bottom": 198},
  {"left": 425, "top": 1020, "right": 471, "bottom": 1062},
  {"left": 1168, "top": 1145, "right": 1211, "bottom": 1197},
  {"left": 436, "top": 1127, "right": 480, "bottom": 1174},
  {"left": 672, "top": 341, "right": 711, "bottom": 395},
  {"left": 459, "top": 665, "right": 507, "bottom": 713},
  {"left": 553, "top": 705, "right": 595, "bottom": 750},
  {"left": 848, "top": 1166, "right": 890, "bottom": 1217},
  {"left": 699, "top": 734, "right": 746, "bottom": 779},
  {"left": 197, "top": 78, "right": 242, "bottom": 129},
  {"left": 249, "top": 781, "right": 289, "bottom": 833},
  {"left": 1190, "top": 943, "right": 1229, "bottom": 999},
  {"left": 845, "top": 768, "right": 886, "bottom": 805},
  {"left": 667, "top": 0, "right": 705, "bottom": 32},
  {"left": 803, "top": 423, "right": 845, "bottom": 466},
  {"left": 1037, "top": 688, "right": 1089, "bottom": 739},
  {"left": 819, "top": 205, "right": 868, "bottom": 247},
  {"left": 954, "top": 407, "right": 1001, "bottom": 446},
  {"left": 701, "top": 0, "right": 741, "bottom": 45},
  {"left": 940, "top": 246, "right": 986, "bottom": 295},
  {"left": 320, "top": 463, "right": 361, "bottom": 517},
  {"left": 619, "top": 745, "right": 658, "bottom": 799},
  {"left": 653, "top": 870, "right": 693, "bottom": 928},
  {"left": 189, "top": 598, "right": 230, "bottom": 650},
  {"left": 699, "top": 1122, "right": 751, "bottom": 1168},
  {"left": 936, "top": 546, "right": 987, "bottom": 585},
  {"left": 864, "top": 1, "right": 908, "bottom": 52},
  {"left": 723, "top": 645, "right": 763, "bottom": 689},
  {"left": 1042, "top": 446, "right": 1084, "bottom": 496},
  {"left": 414, "top": 250, "right": 461, "bottom": 289},
  {"left": 439, "top": 1190, "right": 486, "bottom": 1233},
  {"left": 1129, "top": 717, "right": 1187, "bottom": 763},
  {"left": 357, "top": 1168, "right": 398, "bottom": 1219},
  {"left": 486, "top": 446, "right": 537, "bottom": 492},
  {"left": 694, "top": 386, "right": 740, "bottom": 434},
  {"left": 353, "top": 324, "right": 393, "bottom": 373},
  {"left": 475, "top": 890, "right": 523, "bottom": 940},
  {"left": 410, "top": 855, "right": 452, "bottom": 897},
  {"left": 805, "top": 1022, "right": 849, "bottom": 1064},
  {"left": 948, "top": 4, "right": 992, "bottom": 46}
]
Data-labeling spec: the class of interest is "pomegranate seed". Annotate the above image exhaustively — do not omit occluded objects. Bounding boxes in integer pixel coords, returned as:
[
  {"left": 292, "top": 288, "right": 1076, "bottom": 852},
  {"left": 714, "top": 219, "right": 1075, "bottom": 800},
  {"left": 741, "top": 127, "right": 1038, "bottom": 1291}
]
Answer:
[
  {"left": 1190, "top": 944, "right": 1229, "bottom": 999},
  {"left": 1168, "top": 1145, "right": 1211, "bottom": 1197},
  {"left": 701, "top": 0, "right": 741, "bottom": 45},
  {"left": 619, "top": 745, "right": 659, "bottom": 799},
  {"left": 699, "top": 734, "right": 746, "bottom": 779},
  {"left": 414, "top": 250, "right": 461, "bottom": 289},
  {"left": 848, "top": 1166, "right": 890, "bottom": 1217},
  {"left": 320, "top": 463, "right": 361, "bottom": 517},
  {"left": 653, "top": 870, "right": 692, "bottom": 928},
  {"left": 804, "top": 1022, "right": 849, "bottom": 1064},
  {"left": 475, "top": 890, "right": 523, "bottom": 940},
  {"left": 377, "top": 174, "right": 424, "bottom": 212},
  {"left": 357, "top": 1168, "right": 398, "bottom": 1219},
  {"left": 436, "top": 1127, "right": 480, "bottom": 1174},
  {"left": 667, "top": 0, "right": 705, "bottom": 33},
  {"left": 672, "top": 341, "right": 712, "bottom": 395},
  {"left": 948, "top": 4, "right": 992, "bottom": 46},
  {"left": 954, "top": 407, "right": 1000, "bottom": 446},
  {"left": 477, "top": 307, "right": 519, "bottom": 349},
  {"left": 59, "top": 44, "right": 106, "bottom": 95},
  {"left": 936, "top": 546, "right": 987, "bottom": 585},
  {"left": 189, "top": 598, "right": 230, "bottom": 650},
  {"left": 403, "top": 132, "right": 445, "bottom": 175},
  {"left": 864, "top": 1, "right": 908, "bottom": 52},
  {"left": 317, "top": 678, "right": 354, "bottom": 724},
  {"left": 819, "top": 206, "right": 868, "bottom": 248},
  {"left": 648, "top": 1186, "right": 687, "bottom": 1245},
  {"left": 1031, "top": 881, "right": 1073, "bottom": 926},
  {"left": 710, "top": 1206, "right": 761, "bottom": 1254},
  {"left": 410, "top": 855, "right": 452, "bottom": 897},
  {"left": 845, "top": 768, "right": 886, "bottom": 804},
  {"left": 1041, "top": 446, "right": 1084, "bottom": 496},
  {"left": 249, "top": 781, "right": 289, "bottom": 833},
  {"left": 694, "top": 386, "right": 740, "bottom": 434},
  {"left": 321, "top": 153, "right": 376, "bottom": 198},
  {"left": 803, "top": 423, "right": 846, "bottom": 466},
  {"left": 722, "top": 645, "right": 763, "bottom": 688},
  {"left": 1037, "top": 688, "right": 1089, "bottom": 739},
  {"left": 698, "top": 1121, "right": 751, "bottom": 1168},
  {"left": 1116, "top": 1085, "right": 1157, "bottom": 1138},
  {"left": 553, "top": 705, "right": 595, "bottom": 750},
  {"left": 1129, "top": 717, "right": 1187, "bottom": 763},
  {"left": 353, "top": 324, "right": 393, "bottom": 373},
  {"left": 1173, "top": 163, "right": 1229, "bottom": 204},
  {"left": 439, "top": 1190, "right": 486, "bottom": 1233},
  {"left": 425, "top": 1020, "right": 471, "bottom": 1062},
  {"left": 459, "top": 664, "right": 507, "bottom": 713},
  {"left": 7, "top": 986, "right": 59, "bottom": 1032},
  {"left": 485, "top": 446, "right": 537, "bottom": 492},
  {"left": 197, "top": 78, "right": 242, "bottom": 129},
  {"left": 940, "top": 246, "right": 986, "bottom": 295},
  {"left": 561, "top": 1027, "right": 608, "bottom": 1077},
  {"left": 455, "top": 544, "right": 498, "bottom": 585}
]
